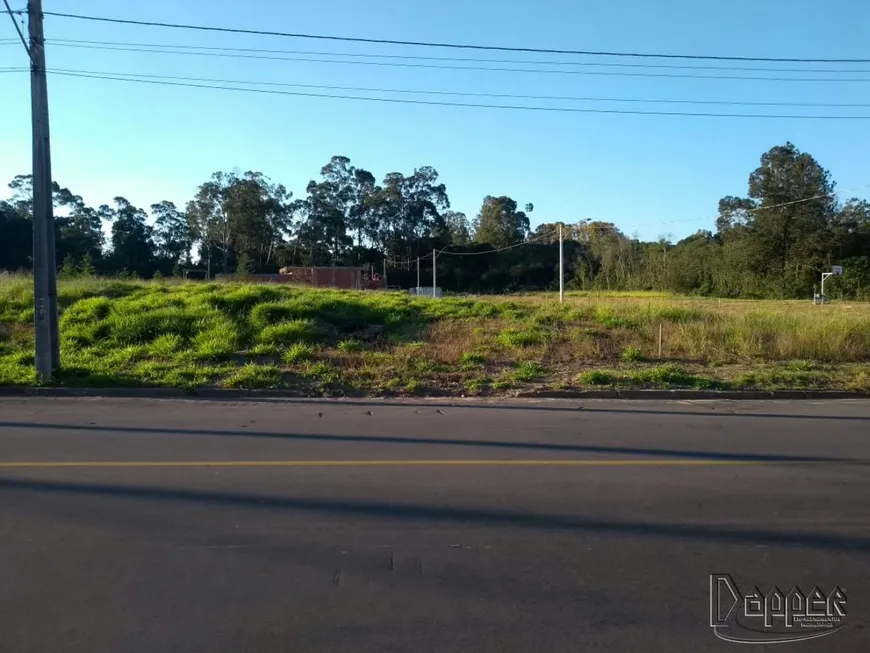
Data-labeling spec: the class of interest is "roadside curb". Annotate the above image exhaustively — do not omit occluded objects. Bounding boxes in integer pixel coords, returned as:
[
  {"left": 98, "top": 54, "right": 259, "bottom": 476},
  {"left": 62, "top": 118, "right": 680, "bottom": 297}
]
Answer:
[
  {"left": 1, "top": 387, "right": 868, "bottom": 401},
  {"left": 518, "top": 389, "right": 870, "bottom": 400}
]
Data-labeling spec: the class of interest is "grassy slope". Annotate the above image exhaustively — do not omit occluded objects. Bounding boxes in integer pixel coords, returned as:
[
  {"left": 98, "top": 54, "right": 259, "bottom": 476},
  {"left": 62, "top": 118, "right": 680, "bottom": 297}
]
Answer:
[{"left": 1, "top": 276, "right": 869, "bottom": 394}]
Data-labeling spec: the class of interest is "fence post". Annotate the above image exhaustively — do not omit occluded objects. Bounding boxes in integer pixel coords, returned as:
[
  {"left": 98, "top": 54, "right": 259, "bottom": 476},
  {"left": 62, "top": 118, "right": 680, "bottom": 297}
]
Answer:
[{"left": 658, "top": 323, "right": 664, "bottom": 360}]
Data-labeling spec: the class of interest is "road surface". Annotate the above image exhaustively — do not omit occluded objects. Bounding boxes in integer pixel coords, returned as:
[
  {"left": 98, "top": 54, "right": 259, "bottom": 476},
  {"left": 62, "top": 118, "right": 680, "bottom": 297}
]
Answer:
[{"left": 0, "top": 396, "right": 868, "bottom": 652}]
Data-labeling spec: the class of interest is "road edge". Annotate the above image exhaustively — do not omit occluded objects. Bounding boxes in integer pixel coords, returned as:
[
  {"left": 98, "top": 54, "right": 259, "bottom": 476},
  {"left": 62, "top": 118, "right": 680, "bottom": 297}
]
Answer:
[{"left": 0, "top": 387, "right": 867, "bottom": 400}]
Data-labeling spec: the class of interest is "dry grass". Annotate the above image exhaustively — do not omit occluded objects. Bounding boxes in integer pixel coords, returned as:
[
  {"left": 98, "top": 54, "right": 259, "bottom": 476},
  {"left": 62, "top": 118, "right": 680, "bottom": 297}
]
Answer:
[{"left": 1, "top": 276, "right": 868, "bottom": 394}]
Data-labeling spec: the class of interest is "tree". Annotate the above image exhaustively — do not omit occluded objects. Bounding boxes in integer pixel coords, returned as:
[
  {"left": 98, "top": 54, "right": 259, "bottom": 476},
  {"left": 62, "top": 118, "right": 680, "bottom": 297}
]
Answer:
[
  {"left": 187, "top": 172, "right": 234, "bottom": 276},
  {"left": 0, "top": 199, "right": 31, "bottom": 270},
  {"left": 716, "top": 142, "right": 837, "bottom": 295},
  {"left": 349, "top": 167, "right": 377, "bottom": 247},
  {"left": 187, "top": 171, "right": 294, "bottom": 275},
  {"left": 302, "top": 174, "right": 352, "bottom": 265},
  {"left": 293, "top": 156, "right": 378, "bottom": 265},
  {"left": 7, "top": 174, "right": 34, "bottom": 218},
  {"left": 362, "top": 167, "right": 450, "bottom": 260},
  {"left": 441, "top": 211, "right": 471, "bottom": 245},
  {"left": 151, "top": 201, "right": 192, "bottom": 269},
  {"left": 473, "top": 196, "right": 532, "bottom": 248},
  {"left": 5, "top": 175, "right": 104, "bottom": 267},
  {"left": 79, "top": 251, "right": 97, "bottom": 276},
  {"left": 227, "top": 172, "right": 294, "bottom": 271},
  {"left": 4, "top": 146, "right": 870, "bottom": 297},
  {"left": 104, "top": 197, "right": 154, "bottom": 277}
]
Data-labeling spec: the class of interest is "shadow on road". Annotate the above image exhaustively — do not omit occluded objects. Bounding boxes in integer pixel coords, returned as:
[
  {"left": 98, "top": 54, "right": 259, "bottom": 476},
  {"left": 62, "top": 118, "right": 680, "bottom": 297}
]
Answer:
[
  {"left": 157, "top": 397, "right": 870, "bottom": 421},
  {"left": 2, "top": 475, "right": 869, "bottom": 553},
  {"left": 0, "top": 420, "right": 864, "bottom": 463}
]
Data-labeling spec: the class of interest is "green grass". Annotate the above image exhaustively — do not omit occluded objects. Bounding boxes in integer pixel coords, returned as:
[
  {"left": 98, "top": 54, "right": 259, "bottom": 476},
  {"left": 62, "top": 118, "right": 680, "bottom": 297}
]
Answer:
[
  {"left": 620, "top": 345, "right": 644, "bottom": 362},
  {"left": 404, "top": 378, "right": 423, "bottom": 394},
  {"left": 282, "top": 343, "right": 316, "bottom": 364},
  {"left": 1, "top": 275, "right": 869, "bottom": 394},
  {"left": 258, "top": 319, "right": 319, "bottom": 346},
  {"left": 464, "top": 375, "right": 492, "bottom": 394},
  {"left": 460, "top": 351, "right": 487, "bottom": 370},
  {"left": 148, "top": 333, "right": 184, "bottom": 358},
  {"left": 498, "top": 327, "right": 546, "bottom": 348},
  {"left": 578, "top": 370, "right": 614, "bottom": 386},
  {"left": 576, "top": 365, "right": 720, "bottom": 389},
  {"left": 224, "top": 363, "right": 281, "bottom": 389},
  {"left": 512, "top": 361, "right": 545, "bottom": 382}
]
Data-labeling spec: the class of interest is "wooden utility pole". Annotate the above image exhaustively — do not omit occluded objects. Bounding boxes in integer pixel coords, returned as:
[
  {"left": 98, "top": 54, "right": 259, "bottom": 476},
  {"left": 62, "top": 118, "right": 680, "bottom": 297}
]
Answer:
[{"left": 29, "top": 0, "right": 59, "bottom": 377}]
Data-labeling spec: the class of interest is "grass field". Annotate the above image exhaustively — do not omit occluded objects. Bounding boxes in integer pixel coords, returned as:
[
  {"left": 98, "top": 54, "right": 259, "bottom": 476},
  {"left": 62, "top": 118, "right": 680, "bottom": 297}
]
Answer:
[{"left": 1, "top": 275, "right": 869, "bottom": 394}]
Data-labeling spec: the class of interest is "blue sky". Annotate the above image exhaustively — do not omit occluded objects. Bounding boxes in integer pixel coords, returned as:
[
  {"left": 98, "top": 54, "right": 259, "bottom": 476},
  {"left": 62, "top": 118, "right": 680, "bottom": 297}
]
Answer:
[{"left": 1, "top": 0, "right": 868, "bottom": 240}]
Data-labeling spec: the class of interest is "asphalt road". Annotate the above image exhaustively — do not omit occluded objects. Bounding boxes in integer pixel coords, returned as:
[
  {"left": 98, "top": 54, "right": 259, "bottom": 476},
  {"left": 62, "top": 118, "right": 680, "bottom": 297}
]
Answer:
[{"left": 0, "top": 396, "right": 868, "bottom": 652}]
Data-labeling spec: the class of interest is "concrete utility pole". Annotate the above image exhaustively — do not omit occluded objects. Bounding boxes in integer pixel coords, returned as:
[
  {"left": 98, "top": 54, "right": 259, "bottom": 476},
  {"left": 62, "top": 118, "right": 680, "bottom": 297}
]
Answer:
[
  {"left": 29, "top": 0, "right": 59, "bottom": 377},
  {"left": 416, "top": 256, "right": 420, "bottom": 291},
  {"left": 559, "top": 223, "right": 565, "bottom": 304}
]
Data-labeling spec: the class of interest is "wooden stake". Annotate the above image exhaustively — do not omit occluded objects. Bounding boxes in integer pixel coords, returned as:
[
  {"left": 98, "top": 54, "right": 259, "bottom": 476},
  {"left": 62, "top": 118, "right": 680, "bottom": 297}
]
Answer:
[{"left": 658, "top": 323, "right": 664, "bottom": 360}]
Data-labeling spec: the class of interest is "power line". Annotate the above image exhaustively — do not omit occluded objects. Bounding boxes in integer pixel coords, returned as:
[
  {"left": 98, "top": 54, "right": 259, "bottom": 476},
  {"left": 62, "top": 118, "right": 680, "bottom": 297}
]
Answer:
[
  {"left": 34, "top": 41, "right": 870, "bottom": 83},
  {"left": 35, "top": 37, "right": 870, "bottom": 75},
  {"left": 578, "top": 183, "right": 870, "bottom": 235},
  {"left": 47, "top": 70, "right": 870, "bottom": 120},
  {"left": 438, "top": 230, "right": 558, "bottom": 257},
  {"left": 405, "top": 183, "right": 870, "bottom": 263},
  {"left": 41, "top": 10, "right": 870, "bottom": 64},
  {"left": 44, "top": 67, "right": 870, "bottom": 109},
  {"left": 2, "top": 0, "right": 29, "bottom": 57}
]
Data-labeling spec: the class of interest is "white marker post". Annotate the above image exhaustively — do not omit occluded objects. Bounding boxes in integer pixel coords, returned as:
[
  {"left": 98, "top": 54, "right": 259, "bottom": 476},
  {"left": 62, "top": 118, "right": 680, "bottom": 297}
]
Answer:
[{"left": 432, "top": 249, "right": 437, "bottom": 298}]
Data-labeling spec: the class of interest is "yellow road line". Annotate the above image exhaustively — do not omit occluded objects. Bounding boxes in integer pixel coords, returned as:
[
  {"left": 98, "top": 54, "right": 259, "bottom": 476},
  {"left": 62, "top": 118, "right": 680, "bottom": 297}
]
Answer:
[{"left": 0, "top": 459, "right": 797, "bottom": 469}]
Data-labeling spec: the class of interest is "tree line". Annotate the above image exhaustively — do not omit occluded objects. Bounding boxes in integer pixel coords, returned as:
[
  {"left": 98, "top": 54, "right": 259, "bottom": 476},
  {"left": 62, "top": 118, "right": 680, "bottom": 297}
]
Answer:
[{"left": 1, "top": 143, "right": 868, "bottom": 298}]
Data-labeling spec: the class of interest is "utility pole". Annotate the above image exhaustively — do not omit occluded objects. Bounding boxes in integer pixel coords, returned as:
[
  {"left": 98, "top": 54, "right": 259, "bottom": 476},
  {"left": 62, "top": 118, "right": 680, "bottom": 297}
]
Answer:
[
  {"left": 559, "top": 222, "right": 565, "bottom": 304},
  {"left": 416, "top": 256, "right": 420, "bottom": 291},
  {"left": 29, "top": 0, "right": 59, "bottom": 377}
]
